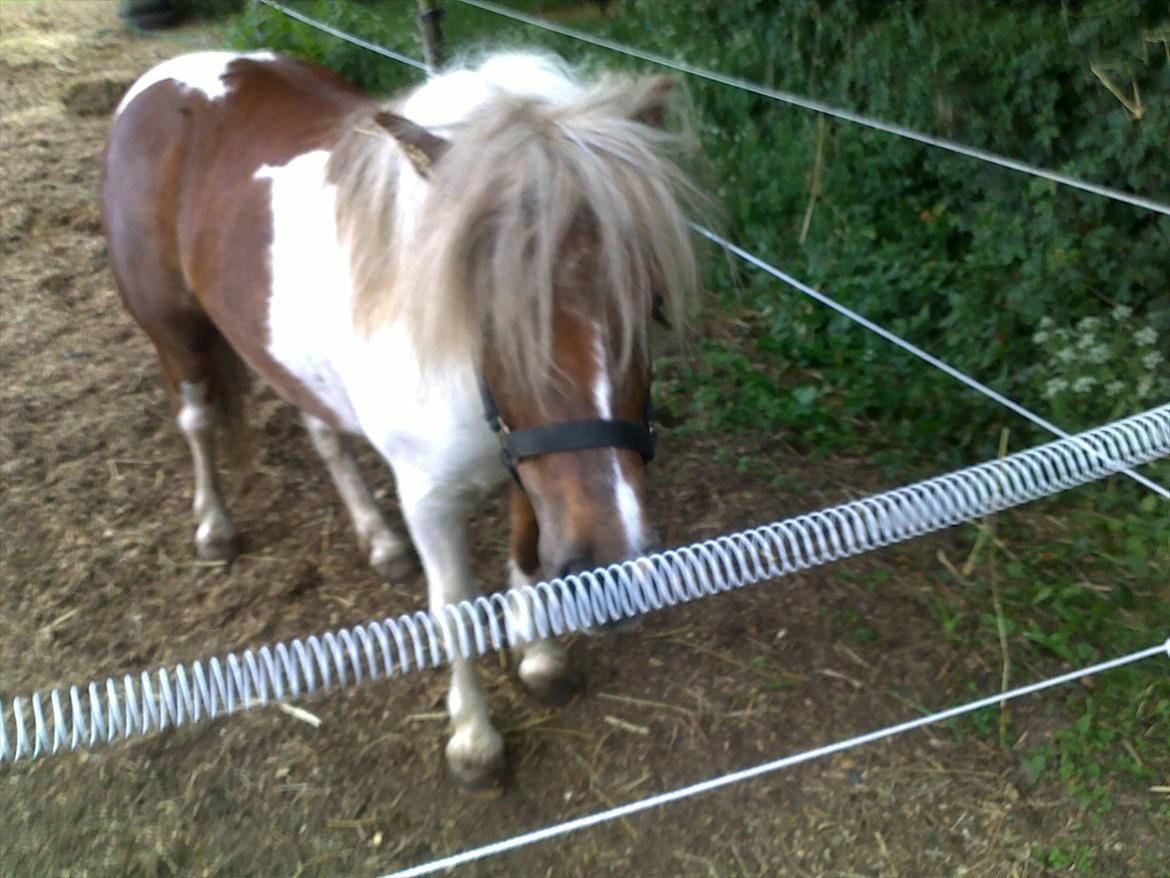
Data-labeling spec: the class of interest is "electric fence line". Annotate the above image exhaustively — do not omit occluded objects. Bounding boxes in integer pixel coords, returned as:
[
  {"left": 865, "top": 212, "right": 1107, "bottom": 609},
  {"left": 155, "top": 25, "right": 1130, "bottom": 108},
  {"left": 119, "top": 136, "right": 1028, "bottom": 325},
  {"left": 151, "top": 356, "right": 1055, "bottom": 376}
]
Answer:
[{"left": 381, "top": 638, "right": 1170, "bottom": 877}]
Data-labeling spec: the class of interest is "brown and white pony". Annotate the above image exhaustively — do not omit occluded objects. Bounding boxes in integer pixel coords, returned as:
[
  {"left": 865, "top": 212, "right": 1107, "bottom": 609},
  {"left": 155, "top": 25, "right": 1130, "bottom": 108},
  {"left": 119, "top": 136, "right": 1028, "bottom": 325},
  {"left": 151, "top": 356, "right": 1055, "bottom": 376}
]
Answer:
[{"left": 103, "top": 49, "right": 704, "bottom": 787}]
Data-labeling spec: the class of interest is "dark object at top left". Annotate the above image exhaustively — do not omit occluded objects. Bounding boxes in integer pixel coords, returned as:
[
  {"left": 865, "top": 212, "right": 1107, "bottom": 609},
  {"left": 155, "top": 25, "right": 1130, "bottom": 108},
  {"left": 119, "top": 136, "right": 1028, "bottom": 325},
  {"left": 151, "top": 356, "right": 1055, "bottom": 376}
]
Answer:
[{"left": 121, "top": 0, "right": 187, "bottom": 31}]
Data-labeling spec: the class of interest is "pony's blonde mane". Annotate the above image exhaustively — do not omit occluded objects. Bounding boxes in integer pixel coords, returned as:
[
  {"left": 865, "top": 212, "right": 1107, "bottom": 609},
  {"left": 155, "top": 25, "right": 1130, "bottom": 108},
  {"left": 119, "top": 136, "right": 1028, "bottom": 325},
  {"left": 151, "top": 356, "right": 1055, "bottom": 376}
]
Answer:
[{"left": 331, "top": 55, "right": 710, "bottom": 394}]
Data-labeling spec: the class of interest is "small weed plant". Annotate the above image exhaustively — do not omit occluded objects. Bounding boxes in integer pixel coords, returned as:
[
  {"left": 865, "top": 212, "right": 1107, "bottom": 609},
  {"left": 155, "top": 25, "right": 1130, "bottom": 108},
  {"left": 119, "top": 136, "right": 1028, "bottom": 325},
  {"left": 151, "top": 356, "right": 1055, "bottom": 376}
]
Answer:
[{"left": 1031, "top": 305, "right": 1169, "bottom": 430}]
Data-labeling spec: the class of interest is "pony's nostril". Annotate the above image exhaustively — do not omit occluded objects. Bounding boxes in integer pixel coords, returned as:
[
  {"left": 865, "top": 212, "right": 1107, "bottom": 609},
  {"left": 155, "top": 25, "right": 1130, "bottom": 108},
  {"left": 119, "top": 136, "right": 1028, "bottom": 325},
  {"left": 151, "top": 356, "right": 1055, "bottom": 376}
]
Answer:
[{"left": 557, "top": 556, "right": 593, "bottom": 579}]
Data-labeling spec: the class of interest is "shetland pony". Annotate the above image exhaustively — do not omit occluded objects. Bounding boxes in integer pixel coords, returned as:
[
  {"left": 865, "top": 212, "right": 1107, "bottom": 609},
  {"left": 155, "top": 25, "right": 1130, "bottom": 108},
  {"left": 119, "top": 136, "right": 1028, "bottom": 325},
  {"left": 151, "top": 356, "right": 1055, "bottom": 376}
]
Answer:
[{"left": 103, "top": 49, "right": 704, "bottom": 787}]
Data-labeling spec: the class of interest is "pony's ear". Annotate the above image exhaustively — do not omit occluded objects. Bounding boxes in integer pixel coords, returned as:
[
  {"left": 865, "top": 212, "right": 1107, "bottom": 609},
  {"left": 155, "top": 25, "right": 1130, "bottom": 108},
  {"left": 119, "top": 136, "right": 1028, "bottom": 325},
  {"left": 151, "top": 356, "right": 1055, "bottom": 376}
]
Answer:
[
  {"left": 373, "top": 111, "right": 450, "bottom": 179},
  {"left": 630, "top": 75, "right": 675, "bottom": 129}
]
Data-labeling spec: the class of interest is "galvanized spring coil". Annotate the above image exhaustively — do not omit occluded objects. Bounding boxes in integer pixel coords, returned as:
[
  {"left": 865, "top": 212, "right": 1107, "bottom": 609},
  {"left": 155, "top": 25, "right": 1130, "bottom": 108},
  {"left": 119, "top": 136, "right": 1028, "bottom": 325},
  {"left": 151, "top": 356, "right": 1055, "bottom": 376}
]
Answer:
[{"left": 3, "top": 404, "right": 1167, "bottom": 764}]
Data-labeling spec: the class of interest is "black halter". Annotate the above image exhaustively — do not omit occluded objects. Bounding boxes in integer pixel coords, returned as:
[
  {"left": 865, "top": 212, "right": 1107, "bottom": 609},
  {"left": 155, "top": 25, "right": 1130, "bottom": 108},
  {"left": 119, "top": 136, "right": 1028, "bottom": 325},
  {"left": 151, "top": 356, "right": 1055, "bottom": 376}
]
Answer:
[{"left": 479, "top": 381, "right": 656, "bottom": 485}]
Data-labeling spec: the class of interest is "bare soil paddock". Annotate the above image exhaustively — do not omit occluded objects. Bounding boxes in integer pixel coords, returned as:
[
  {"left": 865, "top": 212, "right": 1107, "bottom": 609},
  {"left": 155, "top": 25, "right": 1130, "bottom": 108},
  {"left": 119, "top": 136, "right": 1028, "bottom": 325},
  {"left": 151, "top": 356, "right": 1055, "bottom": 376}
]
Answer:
[{"left": 1, "top": 4, "right": 1165, "bottom": 876}]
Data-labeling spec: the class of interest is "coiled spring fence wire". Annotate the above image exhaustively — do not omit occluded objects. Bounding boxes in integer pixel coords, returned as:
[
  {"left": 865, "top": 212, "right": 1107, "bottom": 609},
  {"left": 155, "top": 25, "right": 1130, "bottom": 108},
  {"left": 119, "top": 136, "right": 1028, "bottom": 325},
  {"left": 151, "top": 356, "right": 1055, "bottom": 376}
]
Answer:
[{"left": 3, "top": 404, "right": 1168, "bottom": 765}]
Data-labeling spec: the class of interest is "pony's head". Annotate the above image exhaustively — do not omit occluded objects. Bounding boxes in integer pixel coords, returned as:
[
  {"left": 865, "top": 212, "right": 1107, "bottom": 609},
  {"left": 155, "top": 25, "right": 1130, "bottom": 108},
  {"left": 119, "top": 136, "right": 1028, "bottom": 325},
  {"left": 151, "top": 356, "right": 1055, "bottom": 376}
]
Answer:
[{"left": 344, "top": 57, "right": 710, "bottom": 579}]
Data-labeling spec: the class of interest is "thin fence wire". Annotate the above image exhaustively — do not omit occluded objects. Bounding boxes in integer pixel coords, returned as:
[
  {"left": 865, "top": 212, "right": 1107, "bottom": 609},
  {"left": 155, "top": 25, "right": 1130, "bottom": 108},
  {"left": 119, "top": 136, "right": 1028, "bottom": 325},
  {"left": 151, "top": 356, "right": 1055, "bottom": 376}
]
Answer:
[
  {"left": 382, "top": 638, "right": 1170, "bottom": 877},
  {"left": 453, "top": 0, "right": 1170, "bottom": 216},
  {"left": 4, "top": 404, "right": 1167, "bottom": 764},
  {"left": 250, "top": 0, "right": 1170, "bottom": 500},
  {"left": 254, "top": 0, "right": 429, "bottom": 71}
]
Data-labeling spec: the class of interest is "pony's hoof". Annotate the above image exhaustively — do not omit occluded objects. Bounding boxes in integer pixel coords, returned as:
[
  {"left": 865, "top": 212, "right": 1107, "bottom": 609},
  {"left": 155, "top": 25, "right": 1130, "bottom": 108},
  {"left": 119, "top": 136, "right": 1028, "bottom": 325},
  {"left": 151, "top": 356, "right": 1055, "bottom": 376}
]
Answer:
[
  {"left": 370, "top": 543, "right": 420, "bottom": 582},
  {"left": 446, "top": 726, "right": 507, "bottom": 790},
  {"left": 195, "top": 524, "right": 240, "bottom": 564},
  {"left": 519, "top": 651, "right": 582, "bottom": 706}
]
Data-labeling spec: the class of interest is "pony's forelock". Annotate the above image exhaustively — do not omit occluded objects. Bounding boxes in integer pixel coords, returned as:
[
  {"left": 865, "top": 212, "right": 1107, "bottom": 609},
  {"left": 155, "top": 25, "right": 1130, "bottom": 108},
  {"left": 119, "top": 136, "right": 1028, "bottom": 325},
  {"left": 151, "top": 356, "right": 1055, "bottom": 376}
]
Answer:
[{"left": 334, "top": 53, "right": 711, "bottom": 397}]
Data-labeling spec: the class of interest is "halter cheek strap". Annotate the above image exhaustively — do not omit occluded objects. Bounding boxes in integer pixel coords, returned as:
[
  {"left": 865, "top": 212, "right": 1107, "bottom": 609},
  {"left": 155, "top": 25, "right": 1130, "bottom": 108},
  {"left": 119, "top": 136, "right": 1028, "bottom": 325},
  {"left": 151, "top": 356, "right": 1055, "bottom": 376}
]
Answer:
[{"left": 479, "top": 381, "right": 656, "bottom": 484}]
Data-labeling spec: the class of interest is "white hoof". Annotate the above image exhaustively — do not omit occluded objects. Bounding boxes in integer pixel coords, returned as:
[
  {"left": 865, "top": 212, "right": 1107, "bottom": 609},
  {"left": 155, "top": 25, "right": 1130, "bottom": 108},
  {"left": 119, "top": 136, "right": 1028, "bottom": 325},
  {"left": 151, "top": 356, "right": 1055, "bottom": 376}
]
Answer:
[
  {"left": 368, "top": 537, "right": 419, "bottom": 581},
  {"left": 445, "top": 723, "right": 505, "bottom": 789},
  {"left": 519, "top": 644, "right": 581, "bottom": 705},
  {"left": 195, "top": 515, "right": 239, "bottom": 563}
]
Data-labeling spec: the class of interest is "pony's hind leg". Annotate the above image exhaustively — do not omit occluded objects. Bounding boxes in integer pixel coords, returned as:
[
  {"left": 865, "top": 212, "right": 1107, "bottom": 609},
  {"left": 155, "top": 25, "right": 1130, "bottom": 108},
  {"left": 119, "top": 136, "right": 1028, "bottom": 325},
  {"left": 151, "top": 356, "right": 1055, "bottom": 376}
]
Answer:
[
  {"left": 114, "top": 275, "right": 242, "bottom": 562},
  {"left": 176, "top": 379, "right": 239, "bottom": 561},
  {"left": 508, "top": 486, "right": 581, "bottom": 705},
  {"left": 104, "top": 109, "right": 241, "bottom": 563},
  {"left": 301, "top": 414, "right": 418, "bottom": 581}
]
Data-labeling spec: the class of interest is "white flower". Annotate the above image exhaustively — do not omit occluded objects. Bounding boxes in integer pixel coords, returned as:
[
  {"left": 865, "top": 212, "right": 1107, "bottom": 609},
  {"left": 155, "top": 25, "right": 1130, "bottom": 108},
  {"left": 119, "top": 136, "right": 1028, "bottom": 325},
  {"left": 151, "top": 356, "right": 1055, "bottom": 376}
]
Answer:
[
  {"left": 1086, "top": 344, "right": 1110, "bottom": 364},
  {"left": 1032, "top": 331, "right": 1050, "bottom": 344},
  {"left": 1134, "top": 327, "right": 1157, "bottom": 347},
  {"left": 1056, "top": 347, "right": 1077, "bottom": 364},
  {"left": 1142, "top": 351, "right": 1164, "bottom": 370},
  {"left": 1077, "top": 332, "right": 1097, "bottom": 350},
  {"left": 1136, "top": 375, "right": 1153, "bottom": 398},
  {"left": 1072, "top": 376, "right": 1096, "bottom": 393},
  {"left": 1105, "top": 380, "right": 1124, "bottom": 397},
  {"left": 1039, "top": 316, "right": 1055, "bottom": 330},
  {"left": 1111, "top": 304, "right": 1133, "bottom": 321},
  {"left": 1044, "top": 377, "right": 1069, "bottom": 398},
  {"left": 1077, "top": 316, "right": 1102, "bottom": 333}
]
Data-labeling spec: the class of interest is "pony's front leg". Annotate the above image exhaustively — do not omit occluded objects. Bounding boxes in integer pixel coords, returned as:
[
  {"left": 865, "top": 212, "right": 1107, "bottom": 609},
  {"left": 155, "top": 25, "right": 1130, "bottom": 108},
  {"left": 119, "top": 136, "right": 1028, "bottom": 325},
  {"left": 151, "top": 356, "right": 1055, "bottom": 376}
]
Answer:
[
  {"left": 508, "top": 485, "right": 581, "bottom": 705},
  {"left": 394, "top": 466, "right": 504, "bottom": 789},
  {"left": 301, "top": 414, "right": 418, "bottom": 581}
]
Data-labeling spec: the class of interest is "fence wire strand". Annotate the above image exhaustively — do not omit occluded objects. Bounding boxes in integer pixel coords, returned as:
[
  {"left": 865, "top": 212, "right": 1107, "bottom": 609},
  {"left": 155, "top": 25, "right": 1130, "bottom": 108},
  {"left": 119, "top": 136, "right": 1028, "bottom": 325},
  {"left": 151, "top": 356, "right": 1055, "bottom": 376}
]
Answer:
[
  {"left": 254, "top": 0, "right": 429, "bottom": 71},
  {"left": 453, "top": 0, "right": 1170, "bottom": 216},
  {"left": 694, "top": 226, "right": 1170, "bottom": 499},
  {"left": 382, "top": 638, "right": 1170, "bottom": 877}
]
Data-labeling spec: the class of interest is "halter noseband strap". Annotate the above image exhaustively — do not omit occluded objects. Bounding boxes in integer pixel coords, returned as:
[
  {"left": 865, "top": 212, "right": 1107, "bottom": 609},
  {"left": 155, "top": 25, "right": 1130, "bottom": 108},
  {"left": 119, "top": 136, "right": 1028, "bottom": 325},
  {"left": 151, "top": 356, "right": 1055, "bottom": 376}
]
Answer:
[{"left": 479, "top": 381, "right": 656, "bottom": 484}]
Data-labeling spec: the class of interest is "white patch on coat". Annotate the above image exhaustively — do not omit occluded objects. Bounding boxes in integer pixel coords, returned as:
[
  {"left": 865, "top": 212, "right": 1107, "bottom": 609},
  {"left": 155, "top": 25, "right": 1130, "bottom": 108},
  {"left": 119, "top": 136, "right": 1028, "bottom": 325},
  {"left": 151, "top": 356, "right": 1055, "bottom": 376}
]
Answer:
[
  {"left": 116, "top": 51, "right": 276, "bottom": 116},
  {"left": 255, "top": 151, "right": 502, "bottom": 492},
  {"left": 592, "top": 330, "right": 613, "bottom": 419},
  {"left": 612, "top": 459, "right": 644, "bottom": 551},
  {"left": 590, "top": 327, "right": 645, "bottom": 553},
  {"left": 256, "top": 151, "right": 363, "bottom": 433}
]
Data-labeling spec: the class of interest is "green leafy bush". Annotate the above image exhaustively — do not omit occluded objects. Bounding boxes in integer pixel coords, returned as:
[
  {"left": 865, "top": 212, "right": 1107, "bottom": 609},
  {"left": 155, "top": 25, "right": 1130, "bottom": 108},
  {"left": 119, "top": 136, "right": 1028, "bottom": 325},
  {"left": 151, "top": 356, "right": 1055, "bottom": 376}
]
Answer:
[{"left": 1029, "top": 306, "right": 1169, "bottom": 428}]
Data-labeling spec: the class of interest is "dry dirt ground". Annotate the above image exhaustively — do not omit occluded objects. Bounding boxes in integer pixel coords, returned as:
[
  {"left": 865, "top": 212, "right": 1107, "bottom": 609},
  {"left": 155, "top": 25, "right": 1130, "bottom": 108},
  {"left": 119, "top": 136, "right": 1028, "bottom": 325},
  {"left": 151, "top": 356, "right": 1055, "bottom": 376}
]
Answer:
[{"left": 1, "top": 3, "right": 1166, "bottom": 877}]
